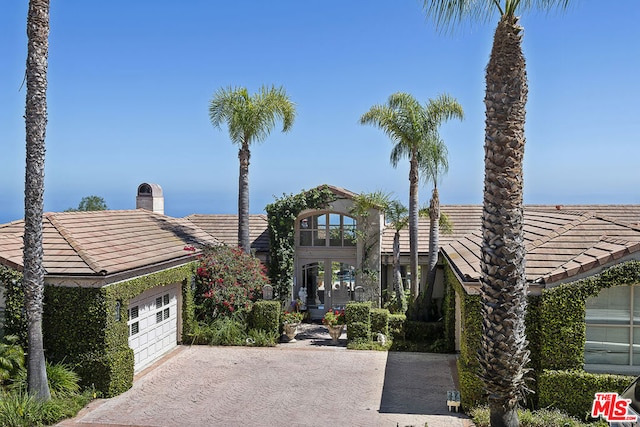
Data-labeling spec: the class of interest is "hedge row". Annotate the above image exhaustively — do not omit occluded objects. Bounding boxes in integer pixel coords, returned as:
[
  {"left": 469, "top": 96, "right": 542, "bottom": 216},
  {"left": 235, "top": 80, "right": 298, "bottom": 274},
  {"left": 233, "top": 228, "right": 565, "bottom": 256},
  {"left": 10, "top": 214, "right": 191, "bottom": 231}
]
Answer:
[{"left": 448, "top": 260, "right": 640, "bottom": 415}]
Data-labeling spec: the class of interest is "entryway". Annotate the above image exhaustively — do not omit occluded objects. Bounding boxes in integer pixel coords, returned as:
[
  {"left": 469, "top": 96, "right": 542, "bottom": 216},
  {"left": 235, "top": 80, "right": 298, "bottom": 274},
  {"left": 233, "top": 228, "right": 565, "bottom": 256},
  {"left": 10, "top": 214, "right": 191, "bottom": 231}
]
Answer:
[{"left": 298, "top": 259, "right": 356, "bottom": 320}]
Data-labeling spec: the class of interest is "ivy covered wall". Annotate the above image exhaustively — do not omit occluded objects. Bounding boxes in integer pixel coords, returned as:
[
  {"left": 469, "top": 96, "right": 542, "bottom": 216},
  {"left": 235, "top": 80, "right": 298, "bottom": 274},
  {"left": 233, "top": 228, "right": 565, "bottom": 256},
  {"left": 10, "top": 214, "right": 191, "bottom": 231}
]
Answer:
[
  {"left": 447, "top": 259, "right": 640, "bottom": 412},
  {"left": 2, "top": 263, "right": 194, "bottom": 397},
  {"left": 265, "top": 185, "right": 336, "bottom": 300}
]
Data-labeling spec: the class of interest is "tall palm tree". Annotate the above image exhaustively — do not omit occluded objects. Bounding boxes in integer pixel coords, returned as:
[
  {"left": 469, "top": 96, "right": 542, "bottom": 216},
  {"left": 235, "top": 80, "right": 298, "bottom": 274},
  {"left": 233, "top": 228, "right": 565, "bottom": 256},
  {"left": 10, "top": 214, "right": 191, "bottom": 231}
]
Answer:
[
  {"left": 419, "top": 136, "right": 457, "bottom": 320},
  {"left": 23, "top": 0, "right": 51, "bottom": 401},
  {"left": 423, "top": 1, "right": 569, "bottom": 426},
  {"left": 361, "top": 92, "right": 463, "bottom": 298},
  {"left": 209, "top": 85, "right": 296, "bottom": 252},
  {"left": 385, "top": 200, "right": 409, "bottom": 313}
]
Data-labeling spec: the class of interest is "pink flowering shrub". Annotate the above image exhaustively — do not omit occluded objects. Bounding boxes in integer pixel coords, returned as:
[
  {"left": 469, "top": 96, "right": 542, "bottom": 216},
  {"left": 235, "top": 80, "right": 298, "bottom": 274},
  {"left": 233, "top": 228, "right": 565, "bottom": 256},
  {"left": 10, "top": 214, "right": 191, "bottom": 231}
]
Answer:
[{"left": 194, "top": 245, "right": 269, "bottom": 321}]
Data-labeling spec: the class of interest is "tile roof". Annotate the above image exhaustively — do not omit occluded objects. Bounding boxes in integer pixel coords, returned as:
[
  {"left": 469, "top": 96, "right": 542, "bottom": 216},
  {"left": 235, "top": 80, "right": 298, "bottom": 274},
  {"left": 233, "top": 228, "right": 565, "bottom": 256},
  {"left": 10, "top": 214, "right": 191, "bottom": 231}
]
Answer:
[
  {"left": 0, "top": 209, "right": 221, "bottom": 276},
  {"left": 185, "top": 214, "right": 269, "bottom": 253},
  {"left": 442, "top": 208, "right": 640, "bottom": 286}
]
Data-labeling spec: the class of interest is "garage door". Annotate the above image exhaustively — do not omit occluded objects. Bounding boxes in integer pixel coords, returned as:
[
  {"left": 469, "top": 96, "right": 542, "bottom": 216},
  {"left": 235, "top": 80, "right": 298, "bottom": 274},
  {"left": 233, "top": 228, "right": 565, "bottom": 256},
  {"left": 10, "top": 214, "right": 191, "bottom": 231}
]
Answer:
[{"left": 128, "top": 284, "right": 179, "bottom": 372}]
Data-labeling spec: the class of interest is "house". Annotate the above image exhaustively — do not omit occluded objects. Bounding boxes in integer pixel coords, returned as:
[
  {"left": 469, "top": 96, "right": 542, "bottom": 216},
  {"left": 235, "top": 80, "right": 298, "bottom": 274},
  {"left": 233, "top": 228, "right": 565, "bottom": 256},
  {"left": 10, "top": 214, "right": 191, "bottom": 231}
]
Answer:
[
  {"left": 3, "top": 182, "right": 640, "bottom": 400},
  {"left": 0, "top": 184, "right": 221, "bottom": 395}
]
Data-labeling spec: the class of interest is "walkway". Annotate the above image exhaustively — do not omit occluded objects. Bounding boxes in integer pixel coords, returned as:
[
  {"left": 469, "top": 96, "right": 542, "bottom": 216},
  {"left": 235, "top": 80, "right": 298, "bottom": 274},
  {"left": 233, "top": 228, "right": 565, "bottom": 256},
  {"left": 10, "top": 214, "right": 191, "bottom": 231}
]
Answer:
[{"left": 58, "top": 324, "right": 473, "bottom": 427}]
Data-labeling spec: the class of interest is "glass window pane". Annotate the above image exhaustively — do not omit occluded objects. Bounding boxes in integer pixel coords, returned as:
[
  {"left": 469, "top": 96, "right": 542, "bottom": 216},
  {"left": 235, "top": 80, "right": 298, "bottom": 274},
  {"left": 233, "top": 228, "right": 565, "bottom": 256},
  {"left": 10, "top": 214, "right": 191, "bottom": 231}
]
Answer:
[
  {"left": 314, "top": 229, "right": 326, "bottom": 246},
  {"left": 300, "top": 230, "right": 312, "bottom": 246},
  {"left": 344, "top": 225, "right": 356, "bottom": 246},
  {"left": 329, "top": 225, "right": 341, "bottom": 246},
  {"left": 586, "top": 286, "right": 630, "bottom": 325},
  {"left": 585, "top": 326, "right": 630, "bottom": 365},
  {"left": 316, "top": 214, "right": 326, "bottom": 228},
  {"left": 634, "top": 286, "right": 640, "bottom": 324}
]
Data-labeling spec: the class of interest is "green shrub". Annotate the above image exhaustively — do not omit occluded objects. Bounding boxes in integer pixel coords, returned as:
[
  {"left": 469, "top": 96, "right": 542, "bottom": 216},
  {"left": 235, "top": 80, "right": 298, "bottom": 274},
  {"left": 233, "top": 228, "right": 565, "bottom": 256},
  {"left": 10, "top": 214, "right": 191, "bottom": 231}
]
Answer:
[
  {"left": 246, "top": 329, "right": 278, "bottom": 347},
  {"left": 250, "top": 300, "right": 280, "bottom": 336},
  {"left": 470, "top": 406, "right": 608, "bottom": 427},
  {"left": 11, "top": 362, "right": 80, "bottom": 398},
  {"left": 370, "top": 308, "right": 389, "bottom": 337},
  {"left": 458, "top": 358, "right": 484, "bottom": 410},
  {"left": 193, "top": 245, "right": 269, "bottom": 321},
  {"left": 405, "top": 321, "right": 443, "bottom": 342},
  {"left": 202, "top": 315, "right": 248, "bottom": 346},
  {"left": 0, "top": 335, "right": 24, "bottom": 388},
  {"left": 0, "top": 392, "right": 44, "bottom": 427},
  {"left": 346, "top": 302, "right": 371, "bottom": 325},
  {"left": 347, "top": 322, "right": 370, "bottom": 341},
  {"left": 538, "top": 370, "right": 634, "bottom": 420},
  {"left": 41, "top": 390, "right": 93, "bottom": 425},
  {"left": 388, "top": 314, "right": 406, "bottom": 340},
  {"left": 347, "top": 339, "right": 392, "bottom": 351}
]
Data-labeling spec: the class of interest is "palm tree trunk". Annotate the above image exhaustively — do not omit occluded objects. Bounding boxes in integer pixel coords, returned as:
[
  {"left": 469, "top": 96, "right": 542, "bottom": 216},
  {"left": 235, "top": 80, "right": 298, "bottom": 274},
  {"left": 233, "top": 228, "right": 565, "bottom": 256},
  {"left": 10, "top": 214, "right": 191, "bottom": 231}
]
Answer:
[
  {"left": 23, "top": 0, "right": 51, "bottom": 402},
  {"left": 479, "top": 14, "right": 530, "bottom": 427},
  {"left": 237, "top": 145, "right": 251, "bottom": 252},
  {"left": 424, "top": 187, "right": 440, "bottom": 320},
  {"left": 408, "top": 154, "right": 419, "bottom": 298},
  {"left": 393, "top": 231, "right": 406, "bottom": 312}
]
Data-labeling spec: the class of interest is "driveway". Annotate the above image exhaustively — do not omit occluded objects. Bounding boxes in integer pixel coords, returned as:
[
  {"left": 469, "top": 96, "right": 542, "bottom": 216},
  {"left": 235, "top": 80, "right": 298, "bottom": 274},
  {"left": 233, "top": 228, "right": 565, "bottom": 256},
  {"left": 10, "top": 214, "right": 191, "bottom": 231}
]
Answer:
[{"left": 58, "top": 325, "right": 472, "bottom": 427}]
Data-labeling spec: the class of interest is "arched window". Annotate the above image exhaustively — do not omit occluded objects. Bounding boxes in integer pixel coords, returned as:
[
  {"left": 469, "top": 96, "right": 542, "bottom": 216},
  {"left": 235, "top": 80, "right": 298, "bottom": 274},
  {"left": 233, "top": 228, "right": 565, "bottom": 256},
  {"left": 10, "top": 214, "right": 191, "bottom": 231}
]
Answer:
[{"left": 299, "top": 213, "right": 356, "bottom": 247}]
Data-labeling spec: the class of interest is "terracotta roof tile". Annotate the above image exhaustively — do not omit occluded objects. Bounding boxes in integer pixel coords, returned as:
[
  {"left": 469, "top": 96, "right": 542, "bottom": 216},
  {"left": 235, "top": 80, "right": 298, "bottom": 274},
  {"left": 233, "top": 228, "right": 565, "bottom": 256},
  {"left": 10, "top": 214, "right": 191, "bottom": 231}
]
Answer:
[
  {"left": 185, "top": 214, "right": 269, "bottom": 253},
  {"left": 0, "top": 210, "right": 221, "bottom": 276}
]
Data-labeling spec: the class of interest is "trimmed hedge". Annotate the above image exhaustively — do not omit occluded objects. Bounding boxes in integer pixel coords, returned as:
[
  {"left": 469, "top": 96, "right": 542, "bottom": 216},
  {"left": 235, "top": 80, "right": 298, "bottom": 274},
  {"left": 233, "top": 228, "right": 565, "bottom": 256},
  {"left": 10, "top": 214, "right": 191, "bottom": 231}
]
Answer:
[
  {"left": 346, "top": 302, "right": 371, "bottom": 342},
  {"left": 388, "top": 314, "right": 406, "bottom": 340},
  {"left": 370, "top": 308, "right": 389, "bottom": 337},
  {"left": 4, "top": 263, "right": 194, "bottom": 397},
  {"left": 347, "top": 322, "right": 371, "bottom": 341},
  {"left": 346, "top": 301, "right": 371, "bottom": 325},
  {"left": 538, "top": 370, "right": 634, "bottom": 419},
  {"left": 250, "top": 300, "right": 280, "bottom": 336},
  {"left": 446, "top": 259, "right": 640, "bottom": 414}
]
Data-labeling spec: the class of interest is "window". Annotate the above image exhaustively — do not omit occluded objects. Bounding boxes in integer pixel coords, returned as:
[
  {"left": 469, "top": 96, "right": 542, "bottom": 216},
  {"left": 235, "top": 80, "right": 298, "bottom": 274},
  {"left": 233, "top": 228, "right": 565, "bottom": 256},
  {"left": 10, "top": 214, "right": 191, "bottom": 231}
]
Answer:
[
  {"left": 585, "top": 285, "right": 640, "bottom": 370},
  {"left": 299, "top": 213, "right": 356, "bottom": 247}
]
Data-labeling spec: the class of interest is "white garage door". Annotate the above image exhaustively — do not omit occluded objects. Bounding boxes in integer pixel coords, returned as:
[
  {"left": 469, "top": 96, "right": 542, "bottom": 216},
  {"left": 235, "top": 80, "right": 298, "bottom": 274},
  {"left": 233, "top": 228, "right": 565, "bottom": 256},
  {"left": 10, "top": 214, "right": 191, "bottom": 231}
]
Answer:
[{"left": 128, "top": 284, "right": 178, "bottom": 372}]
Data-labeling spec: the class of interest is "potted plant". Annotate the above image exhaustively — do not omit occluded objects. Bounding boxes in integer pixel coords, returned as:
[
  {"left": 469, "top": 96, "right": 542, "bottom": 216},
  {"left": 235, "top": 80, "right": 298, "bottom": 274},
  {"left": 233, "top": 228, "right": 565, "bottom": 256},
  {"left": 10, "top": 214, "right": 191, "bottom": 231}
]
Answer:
[
  {"left": 282, "top": 310, "right": 303, "bottom": 342},
  {"left": 322, "top": 309, "right": 345, "bottom": 343}
]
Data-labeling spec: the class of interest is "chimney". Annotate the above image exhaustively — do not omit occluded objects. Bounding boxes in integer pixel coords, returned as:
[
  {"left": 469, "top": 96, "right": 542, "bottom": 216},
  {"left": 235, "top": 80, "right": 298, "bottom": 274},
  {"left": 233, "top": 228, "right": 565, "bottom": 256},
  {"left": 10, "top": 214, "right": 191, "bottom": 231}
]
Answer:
[{"left": 136, "top": 183, "right": 164, "bottom": 215}]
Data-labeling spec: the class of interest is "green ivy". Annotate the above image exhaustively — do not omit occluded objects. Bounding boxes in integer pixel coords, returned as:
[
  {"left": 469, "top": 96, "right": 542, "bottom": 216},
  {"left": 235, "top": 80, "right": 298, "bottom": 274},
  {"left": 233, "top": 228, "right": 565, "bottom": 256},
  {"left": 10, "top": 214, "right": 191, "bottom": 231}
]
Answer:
[
  {"left": 2, "top": 263, "right": 194, "bottom": 397},
  {"left": 446, "top": 259, "right": 640, "bottom": 413},
  {"left": 1, "top": 266, "right": 27, "bottom": 346},
  {"left": 265, "top": 185, "right": 336, "bottom": 301},
  {"left": 540, "top": 261, "right": 640, "bottom": 371},
  {"left": 538, "top": 370, "right": 634, "bottom": 419}
]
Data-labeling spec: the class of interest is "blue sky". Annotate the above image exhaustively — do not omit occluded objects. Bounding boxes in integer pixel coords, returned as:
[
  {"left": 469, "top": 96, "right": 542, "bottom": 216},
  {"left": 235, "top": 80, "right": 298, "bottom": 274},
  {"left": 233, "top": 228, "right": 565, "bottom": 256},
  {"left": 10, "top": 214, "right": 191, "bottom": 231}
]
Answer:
[{"left": 1, "top": 1, "right": 638, "bottom": 224}]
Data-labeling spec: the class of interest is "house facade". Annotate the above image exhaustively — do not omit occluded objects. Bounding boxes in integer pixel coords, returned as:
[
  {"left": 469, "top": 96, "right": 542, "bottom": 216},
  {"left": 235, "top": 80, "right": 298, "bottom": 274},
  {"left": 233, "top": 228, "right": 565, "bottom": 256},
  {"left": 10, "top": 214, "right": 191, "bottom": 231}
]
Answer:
[{"left": 3, "top": 182, "right": 640, "bottom": 399}]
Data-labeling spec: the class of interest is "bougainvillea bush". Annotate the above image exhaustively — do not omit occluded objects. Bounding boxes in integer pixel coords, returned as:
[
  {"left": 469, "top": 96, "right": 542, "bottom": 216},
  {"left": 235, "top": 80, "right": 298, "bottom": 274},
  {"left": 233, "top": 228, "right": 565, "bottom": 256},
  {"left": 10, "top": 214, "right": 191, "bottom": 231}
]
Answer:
[{"left": 193, "top": 245, "right": 269, "bottom": 321}]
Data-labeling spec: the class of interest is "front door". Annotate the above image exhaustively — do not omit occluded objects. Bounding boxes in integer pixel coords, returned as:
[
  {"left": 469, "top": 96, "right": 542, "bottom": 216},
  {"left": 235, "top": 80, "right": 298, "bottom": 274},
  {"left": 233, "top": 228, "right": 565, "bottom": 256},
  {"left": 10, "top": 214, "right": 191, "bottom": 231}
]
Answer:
[{"left": 299, "top": 259, "right": 355, "bottom": 320}]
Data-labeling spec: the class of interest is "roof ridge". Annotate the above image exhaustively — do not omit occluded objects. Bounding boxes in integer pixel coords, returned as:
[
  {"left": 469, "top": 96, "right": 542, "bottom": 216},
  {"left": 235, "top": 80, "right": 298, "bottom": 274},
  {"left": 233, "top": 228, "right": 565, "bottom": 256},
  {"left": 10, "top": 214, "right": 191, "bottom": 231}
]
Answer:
[
  {"left": 45, "top": 213, "right": 106, "bottom": 275},
  {"left": 526, "top": 211, "right": 594, "bottom": 251}
]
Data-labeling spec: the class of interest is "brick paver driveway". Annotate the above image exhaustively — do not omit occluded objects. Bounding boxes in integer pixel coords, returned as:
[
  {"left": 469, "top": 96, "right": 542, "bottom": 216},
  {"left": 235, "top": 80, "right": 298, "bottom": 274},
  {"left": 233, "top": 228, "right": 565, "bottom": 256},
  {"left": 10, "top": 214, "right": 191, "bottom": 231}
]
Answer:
[{"left": 59, "top": 330, "right": 472, "bottom": 427}]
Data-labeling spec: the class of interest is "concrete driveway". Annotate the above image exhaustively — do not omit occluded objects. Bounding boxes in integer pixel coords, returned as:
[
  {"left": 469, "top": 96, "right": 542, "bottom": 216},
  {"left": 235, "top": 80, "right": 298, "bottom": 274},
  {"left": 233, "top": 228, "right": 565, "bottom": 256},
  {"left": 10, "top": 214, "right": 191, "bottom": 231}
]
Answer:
[{"left": 58, "top": 326, "right": 472, "bottom": 427}]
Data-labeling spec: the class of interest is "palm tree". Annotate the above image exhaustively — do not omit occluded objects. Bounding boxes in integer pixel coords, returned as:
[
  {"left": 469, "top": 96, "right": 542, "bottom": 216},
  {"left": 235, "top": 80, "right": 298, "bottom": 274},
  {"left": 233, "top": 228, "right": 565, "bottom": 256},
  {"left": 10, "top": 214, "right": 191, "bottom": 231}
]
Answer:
[
  {"left": 209, "top": 85, "right": 296, "bottom": 252},
  {"left": 419, "top": 136, "right": 458, "bottom": 320},
  {"left": 361, "top": 92, "right": 463, "bottom": 299},
  {"left": 23, "top": 0, "right": 51, "bottom": 401},
  {"left": 423, "top": 1, "right": 569, "bottom": 425},
  {"left": 384, "top": 200, "right": 409, "bottom": 313}
]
